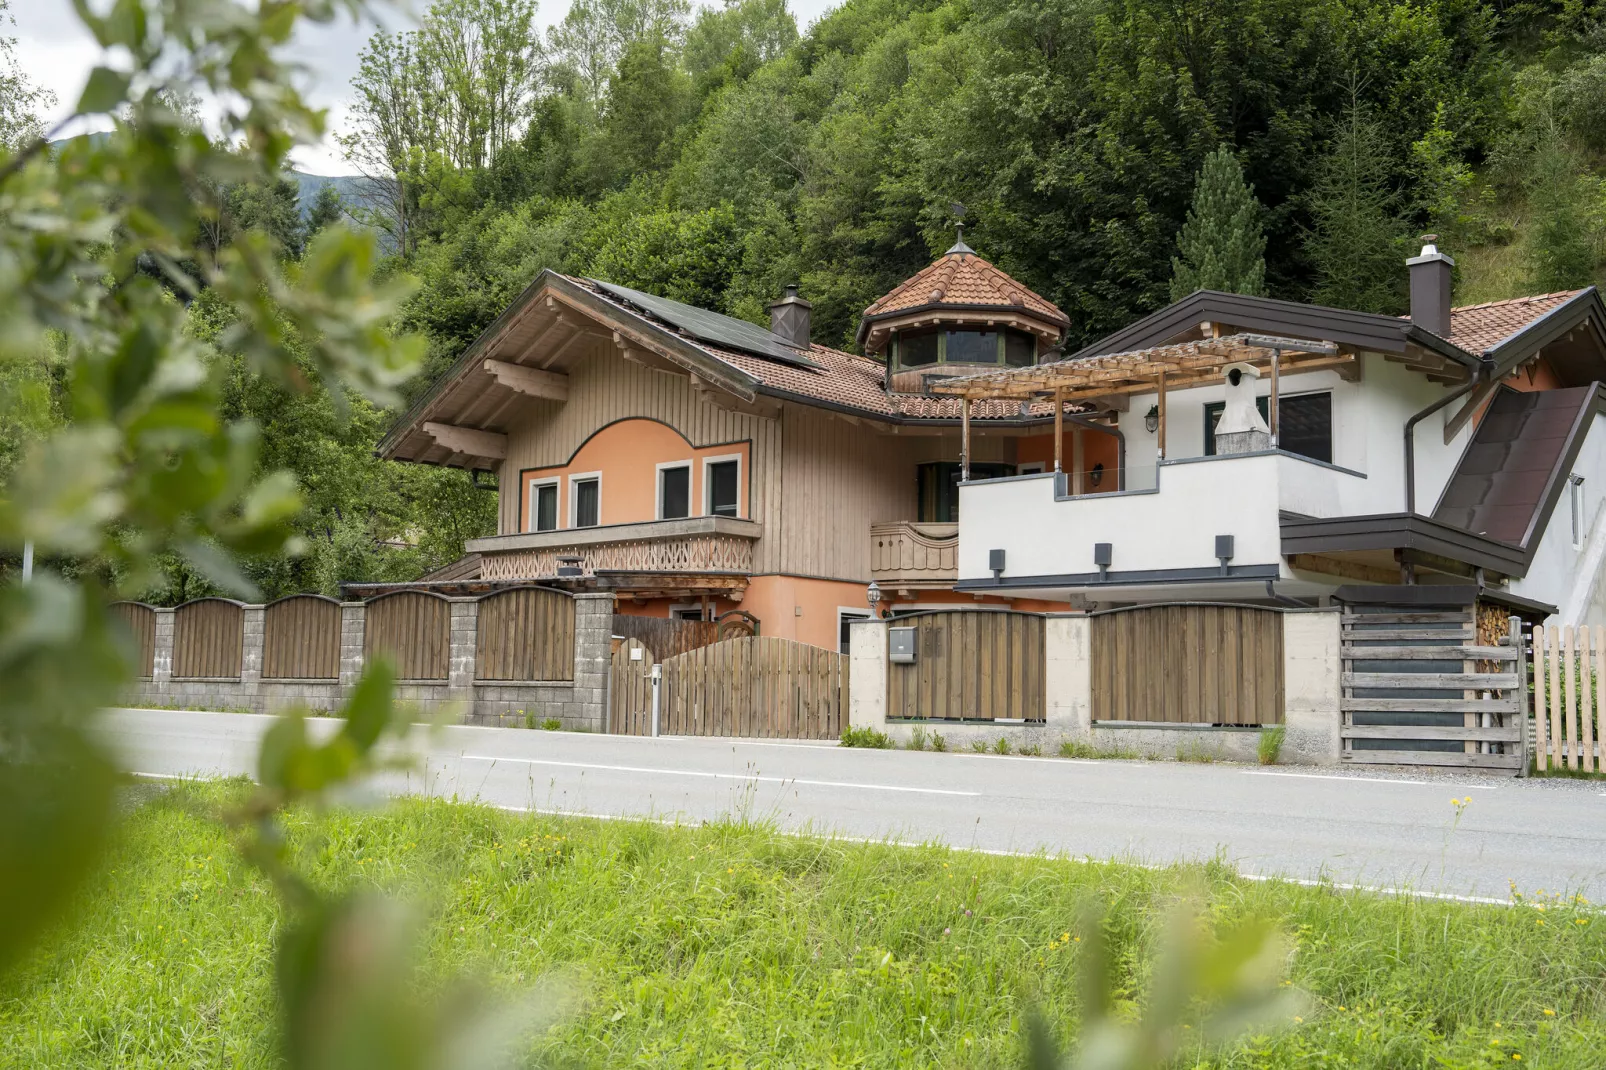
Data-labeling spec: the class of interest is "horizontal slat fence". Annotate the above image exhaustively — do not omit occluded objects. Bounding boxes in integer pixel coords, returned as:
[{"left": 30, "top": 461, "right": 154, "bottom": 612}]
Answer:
[
  {"left": 477, "top": 587, "right": 575, "bottom": 681},
  {"left": 110, "top": 601, "right": 157, "bottom": 678},
  {"left": 1533, "top": 625, "right": 1603, "bottom": 773},
  {"left": 887, "top": 611, "right": 1045, "bottom": 722},
  {"left": 612, "top": 614, "right": 718, "bottom": 659},
  {"left": 262, "top": 595, "right": 341, "bottom": 679},
  {"left": 364, "top": 591, "right": 449, "bottom": 680},
  {"left": 1091, "top": 604, "right": 1282, "bottom": 725},
  {"left": 172, "top": 598, "right": 244, "bottom": 679}
]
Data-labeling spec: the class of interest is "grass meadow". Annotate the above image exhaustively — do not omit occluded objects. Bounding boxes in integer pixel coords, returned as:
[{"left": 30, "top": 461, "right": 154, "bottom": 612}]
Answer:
[{"left": 1, "top": 780, "right": 1603, "bottom": 1068}]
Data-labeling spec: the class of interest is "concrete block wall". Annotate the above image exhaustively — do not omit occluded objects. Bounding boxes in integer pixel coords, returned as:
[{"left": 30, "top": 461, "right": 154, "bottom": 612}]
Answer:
[
  {"left": 121, "top": 592, "right": 612, "bottom": 731},
  {"left": 848, "top": 608, "right": 1343, "bottom": 764}
]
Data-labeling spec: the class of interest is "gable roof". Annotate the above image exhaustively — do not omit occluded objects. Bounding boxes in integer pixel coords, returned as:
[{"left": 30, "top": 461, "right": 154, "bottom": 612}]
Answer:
[
  {"left": 856, "top": 249, "right": 1069, "bottom": 344},
  {"left": 1447, "top": 291, "right": 1586, "bottom": 355}
]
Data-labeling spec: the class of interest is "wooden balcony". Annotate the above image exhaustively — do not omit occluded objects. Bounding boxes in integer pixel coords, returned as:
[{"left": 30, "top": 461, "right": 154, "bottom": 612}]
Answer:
[
  {"left": 467, "top": 517, "right": 760, "bottom": 583},
  {"left": 869, "top": 521, "right": 958, "bottom": 589}
]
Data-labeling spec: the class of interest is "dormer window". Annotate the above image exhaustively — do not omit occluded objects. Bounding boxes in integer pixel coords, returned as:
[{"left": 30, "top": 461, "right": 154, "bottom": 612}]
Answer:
[{"left": 893, "top": 327, "right": 1038, "bottom": 371}]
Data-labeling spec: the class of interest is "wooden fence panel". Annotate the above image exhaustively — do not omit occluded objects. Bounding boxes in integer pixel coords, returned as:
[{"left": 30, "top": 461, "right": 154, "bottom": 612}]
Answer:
[
  {"left": 644, "top": 636, "right": 847, "bottom": 740},
  {"left": 364, "top": 592, "right": 449, "bottom": 680},
  {"left": 172, "top": 598, "right": 244, "bottom": 679},
  {"left": 887, "top": 611, "right": 1046, "bottom": 722},
  {"left": 477, "top": 587, "right": 575, "bottom": 681},
  {"left": 611, "top": 614, "right": 718, "bottom": 659},
  {"left": 262, "top": 595, "right": 340, "bottom": 679},
  {"left": 1091, "top": 605, "right": 1283, "bottom": 725},
  {"left": 610, "top": 638, "right": 655, "bottom": 735},
  {"left": 1533, "top": 624, "right": 1603, "bottom": 774},
  {"left": 109, "top": 601, "right": 157, "bottom": 678}
]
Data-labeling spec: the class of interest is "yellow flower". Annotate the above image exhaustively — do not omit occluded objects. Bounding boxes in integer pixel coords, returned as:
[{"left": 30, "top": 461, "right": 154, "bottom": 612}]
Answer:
[
  {"left": 1293, "top": 1016, "right": 1304, "bottom": 1024},
  {"left": 1543, "top": 1009, "right": 1555, "bottom": 1016},
  {"left": 1062, "top": 932, "right": 1071, "bottom": 942},
  {"left": 1338, "top": 1006, "right": 1346, "bottom": 1011},
  {"left": 1513, "top": 1054, "right": 1522, "bottom": 1061},
  {"left": 1576, "top": 918, "right": 1588, "bottom": 925}
]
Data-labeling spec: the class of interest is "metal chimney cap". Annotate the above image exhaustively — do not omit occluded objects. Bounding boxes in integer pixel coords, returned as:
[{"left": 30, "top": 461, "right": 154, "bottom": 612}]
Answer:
[{"left": 1407, "top": 234, "right": 1454, "bottom": 267}]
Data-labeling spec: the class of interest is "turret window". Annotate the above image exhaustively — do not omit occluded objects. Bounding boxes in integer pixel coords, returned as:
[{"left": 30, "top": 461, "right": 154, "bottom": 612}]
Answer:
[
  {"left": 945, "top": 329, "right": 999, "bottom": 364},
  {"left": 893, "top": 327, "right": 1038, "bottom": 370},
  {"left": 899, "top": 330, "right": 939, "bottom": 367}
]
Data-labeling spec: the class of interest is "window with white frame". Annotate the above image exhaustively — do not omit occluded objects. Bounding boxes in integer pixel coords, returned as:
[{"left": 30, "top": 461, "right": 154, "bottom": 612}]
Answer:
[
  {"left": 570, "top": 473, "right": 601, "bottom": 528},
  {"left": 670, "top": 603, "right": 709, "bottom": 621},
  {"left": 529, "top": 479, "right": 559, "bottom": 532},
  {"left": 1571, "top": 474, "right": 1586, "bottom": 548},
  {"left": 704, "top": 455, "right": 741, "bottom": 517},
  {"left": 658, "top": 462, "right": 692, "bottom": 519}
]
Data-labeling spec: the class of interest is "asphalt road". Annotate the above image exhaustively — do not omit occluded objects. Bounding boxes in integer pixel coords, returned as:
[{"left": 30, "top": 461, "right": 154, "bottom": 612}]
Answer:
[{"left": 104, "top": 707, "right": 1606, "bottom": 902}]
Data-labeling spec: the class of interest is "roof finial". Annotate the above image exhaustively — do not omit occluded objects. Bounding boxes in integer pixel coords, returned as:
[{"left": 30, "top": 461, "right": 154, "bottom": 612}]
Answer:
[{"left": 946, "top": 201, "right": 973, "bottom": 255}]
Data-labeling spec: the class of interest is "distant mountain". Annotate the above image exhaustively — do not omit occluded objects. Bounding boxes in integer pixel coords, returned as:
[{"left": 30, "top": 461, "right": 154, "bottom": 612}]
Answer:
[{"left": 290, "top": 171, "right": 369, "bottom": 221}]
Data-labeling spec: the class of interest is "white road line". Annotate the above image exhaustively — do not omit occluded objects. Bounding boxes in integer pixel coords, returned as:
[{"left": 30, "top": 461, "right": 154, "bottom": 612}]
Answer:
[
  {"left": 460, "top": 755, "right": 980, "bottom": 796},
  {"left": 1241, "top": 770, "right": 1500, "bottom": 789}
]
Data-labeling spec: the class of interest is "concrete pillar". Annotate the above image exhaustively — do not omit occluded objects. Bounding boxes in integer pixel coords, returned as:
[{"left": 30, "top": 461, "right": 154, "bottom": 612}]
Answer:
[
  {"left": 1045, "top": 613, "right": 1093, "bottom": 737},
  {"left": 339, "top": 602, "right": 366, "bottom": 694},
  {"left": 848, "top": 618, "right": 888, "bottom": 730},
  {"left": 151, "top": 607, "right": 175, "bottom": 697},
  {"left": 1282, "top": 609, "right": 1341, "bottom": 765},
  {"left": 571, "top": 593, "right": 614, "bottom": 731},
  {"left": 240, "top": 604, "right": 266, "bottom": 712},
  {"left": 447, "top": 597, "right": 478, "bottom": 715}
]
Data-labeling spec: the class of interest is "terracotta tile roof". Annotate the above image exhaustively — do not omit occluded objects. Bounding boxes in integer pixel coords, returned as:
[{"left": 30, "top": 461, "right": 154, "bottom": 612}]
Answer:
[
  {"left": 1446, "top": 291, "right": 1584, "bottom": 355},
  {"left": 574, "top": 276, "right": 1060, "bottom": 422},
  {"left": 862, "top": 251, "right": 1069, "bottom": 327}
]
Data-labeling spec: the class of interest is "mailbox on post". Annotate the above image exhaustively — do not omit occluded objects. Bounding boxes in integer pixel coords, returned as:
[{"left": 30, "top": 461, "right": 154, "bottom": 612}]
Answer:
[{"left": 889, "top": 626, "right": 917, "bottom": 663}]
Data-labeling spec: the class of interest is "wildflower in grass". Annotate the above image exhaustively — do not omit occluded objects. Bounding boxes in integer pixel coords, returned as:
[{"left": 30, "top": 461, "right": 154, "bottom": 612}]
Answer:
[{"left": 1543, "top": 1009, "right": 1555, "bottom": 1016}]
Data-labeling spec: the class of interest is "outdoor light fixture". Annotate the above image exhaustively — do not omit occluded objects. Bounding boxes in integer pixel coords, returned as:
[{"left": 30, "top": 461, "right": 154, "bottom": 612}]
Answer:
[
  {"left": 866, "top": 580, "right": 883, "bottom": 617},
  {"left": 1144, "top": 405, "right": 1160, "bottom": 433}
]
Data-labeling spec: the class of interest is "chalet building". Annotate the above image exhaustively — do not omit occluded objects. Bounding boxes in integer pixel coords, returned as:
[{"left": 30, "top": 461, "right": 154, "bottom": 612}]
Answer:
[{"left": 377, "top": 233, "right": 1606, "bottom": 648}]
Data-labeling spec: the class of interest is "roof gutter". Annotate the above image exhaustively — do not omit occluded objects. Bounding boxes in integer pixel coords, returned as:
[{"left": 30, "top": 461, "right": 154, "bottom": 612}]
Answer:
[{"left": 1404, "top": 368, "right": 1485, "bottom": 516}]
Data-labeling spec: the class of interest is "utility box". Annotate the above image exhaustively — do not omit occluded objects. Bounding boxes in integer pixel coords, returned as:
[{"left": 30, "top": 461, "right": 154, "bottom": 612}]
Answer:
[{"left": 889, "top": 626, "right": 917, "bottom": 663}]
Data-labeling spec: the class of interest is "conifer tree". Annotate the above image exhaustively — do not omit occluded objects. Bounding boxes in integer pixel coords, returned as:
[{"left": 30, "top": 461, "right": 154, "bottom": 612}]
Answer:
[
  {"left": 1305, "top": 102, "right": 1408, "bottom": 313},
  {"left": 1170, "top": 147, "right": 1267, "bottom": 300}
]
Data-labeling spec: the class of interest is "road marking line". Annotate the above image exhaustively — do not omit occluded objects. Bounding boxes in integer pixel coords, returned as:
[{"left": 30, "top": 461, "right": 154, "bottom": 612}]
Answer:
[
  {"left": 1241, "top": 770, "right": 1499, "bottom": 789},
  {"left": 131, "top": 771, "right": 193, "bottom": 780},
  {"left": 460, "top": 755, "right": 980, "bottom": 796}
]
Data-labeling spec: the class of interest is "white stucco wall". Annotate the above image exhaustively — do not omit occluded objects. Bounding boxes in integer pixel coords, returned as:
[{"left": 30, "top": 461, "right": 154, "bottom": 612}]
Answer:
[{"left": 1511, "top": 413, "right": 1606, "bottom": 621}]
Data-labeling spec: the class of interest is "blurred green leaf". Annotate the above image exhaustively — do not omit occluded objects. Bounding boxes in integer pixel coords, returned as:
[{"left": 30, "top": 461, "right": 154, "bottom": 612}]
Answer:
[{"left": 75, "top": 66, "right": 130, "bottom": 113}]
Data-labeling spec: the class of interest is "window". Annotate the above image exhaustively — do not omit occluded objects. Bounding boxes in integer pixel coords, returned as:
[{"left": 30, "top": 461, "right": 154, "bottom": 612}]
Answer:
[
  {"left": 670, "top": 604, "right": 708, "bottom": 621},
  {"left": 916, "top": 461, "right": 1016, "bottom": 522},
  {"left": 1571, "top": 474, "right": 1586, "bottom": 548},
  {"left": 1004, "top": 329, "right": 1036, "bottom": 367},
  {"left": 571, "top": 475, "right": 600, "bottom": 528},
  {"left": 1204, "top": 392, "right": 1332, "bottom": 464},
  {"left": 705, "top": 457, "right": 740, "bottom": 517},
  {"left": 838, "top": 609, "right": 872, "bottom": 654},
  {"left": 1018, "top": 461, "right": 1046, "bottom": 475},
  {"left": 898, "top": 330, "right": 939, "bottom": 368},
  {"left": 944, "top": 329, "right": 1000, "bottom": 365},
  {"left": 658, "top": 463, "right": 691, "bottom": 519},
  {"left": 530, "top": 481, "right": 558, "bottom": 532}
]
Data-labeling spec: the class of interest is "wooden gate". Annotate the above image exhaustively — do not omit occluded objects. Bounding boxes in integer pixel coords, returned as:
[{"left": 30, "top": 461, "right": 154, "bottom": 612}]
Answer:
[
  {"left": 1091, "top": 604, "right": 1283, "bottom": 724},
  {"left": 886, "top": 611, "right": 1046, "bottom": 722},
  {"left": 609, "top": 636, "right": 848, "bottom": 739},
  {"left": 1341, "top": 606, "right": 1526, "bottom": 773}
]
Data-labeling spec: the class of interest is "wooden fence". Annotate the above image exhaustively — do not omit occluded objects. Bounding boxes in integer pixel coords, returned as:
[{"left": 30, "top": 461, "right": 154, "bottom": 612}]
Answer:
[
  {"left": 263, "top": 595, "right": 341, "bottom": 680},
  {"left": 1532, "top": 625, "right": 1603, "bottom": 773},
  {"left": 110, "top": 601, "right": 157, "bottom": 678},
  {"left": 611, "top": 614, "right": 719, "bottom": 659},
  {"left": 476, "top": 587, "right": 574, "bottom": 681},
  {"left": 1091, "top": 604, "right": 1282, "bottom": 725},
  {"left": 364, "top": 591, "right": 449, "bottom": 680},
  {"left": 886, "top": 611, "right": 1045, "bottom": 722},
  {"left": 172, "top": 598, "right": 244, "bottom": 679},
  {"left": 610, "top": 636, "right": 848, "bottom": 739}
]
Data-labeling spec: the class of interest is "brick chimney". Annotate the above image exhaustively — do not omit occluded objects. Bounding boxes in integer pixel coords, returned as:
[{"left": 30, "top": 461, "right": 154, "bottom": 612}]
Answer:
[
  {"left": 1407, "top": 235, "right": 1454, "bottom": 338},
  {"left": 767, "top": 284, "right": 812, "bottom": 350}
]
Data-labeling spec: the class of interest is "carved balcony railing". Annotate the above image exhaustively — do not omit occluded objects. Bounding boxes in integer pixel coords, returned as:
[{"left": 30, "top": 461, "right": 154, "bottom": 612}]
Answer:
[
  {"left": 869, "top": 521, "right": 958, "bottom": 588},
  {"left": 468, "top": 517, "right": 760, "bottom": 581}
]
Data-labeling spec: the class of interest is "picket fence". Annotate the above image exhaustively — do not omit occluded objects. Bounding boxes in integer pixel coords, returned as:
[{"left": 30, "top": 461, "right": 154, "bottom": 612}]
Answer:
[{"left": 1532, "top": 625, "right": 1604, "bottom": 773}]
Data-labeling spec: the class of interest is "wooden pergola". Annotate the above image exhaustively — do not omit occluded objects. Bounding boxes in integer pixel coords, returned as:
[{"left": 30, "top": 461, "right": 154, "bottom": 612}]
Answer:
[{"left": 932, "top": 333, "right": 1349, "bottom": 478}]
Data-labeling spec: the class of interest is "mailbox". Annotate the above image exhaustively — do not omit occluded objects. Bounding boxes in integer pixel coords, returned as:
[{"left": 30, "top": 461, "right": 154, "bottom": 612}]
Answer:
[{"left": 889, "top": 626, "right": 917, "bottom": 663}]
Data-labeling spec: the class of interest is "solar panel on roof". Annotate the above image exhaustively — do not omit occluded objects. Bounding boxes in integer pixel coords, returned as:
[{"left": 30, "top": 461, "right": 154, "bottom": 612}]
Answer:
[{"left": 587, "top": 279, "right": 823, "bottom": 370}]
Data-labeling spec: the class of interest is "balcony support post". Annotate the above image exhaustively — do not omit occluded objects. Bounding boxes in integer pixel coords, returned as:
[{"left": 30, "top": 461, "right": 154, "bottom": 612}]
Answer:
[
  {"left": 960, "top": 398, "right": 971, "bottom": 482},
  {"left": 1072, "top": 427, "right": 1084, "bottom": 495},
  {"left": 1156, "top": 371, "right": 1167, "bottom": 460},
  {"left": 1052, "top": 389, "right": 1064, "bottom": 473},
  {"left": 1269, "top": 347, "right": 1280, "bottom": 449}
]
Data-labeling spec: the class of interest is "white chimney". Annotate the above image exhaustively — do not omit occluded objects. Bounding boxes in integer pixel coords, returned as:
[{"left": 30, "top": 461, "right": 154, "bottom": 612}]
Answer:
[{"left": 1214, "top": 362, "right": 1270, "bottom": 455}]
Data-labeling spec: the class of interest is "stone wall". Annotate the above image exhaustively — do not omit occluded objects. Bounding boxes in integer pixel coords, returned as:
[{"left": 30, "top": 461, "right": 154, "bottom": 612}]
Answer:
[
  {"left": 847, "top": 608, "right": 1343, "bottom": 764},
  {"left": 122, "top": 592, "right": 612, "bottom": 731}
]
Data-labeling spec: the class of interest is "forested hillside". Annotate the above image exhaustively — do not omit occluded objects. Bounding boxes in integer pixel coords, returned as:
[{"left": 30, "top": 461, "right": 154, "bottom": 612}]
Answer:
[{"left": 9, "top": 0, "right": 1606, "bottom": 600}]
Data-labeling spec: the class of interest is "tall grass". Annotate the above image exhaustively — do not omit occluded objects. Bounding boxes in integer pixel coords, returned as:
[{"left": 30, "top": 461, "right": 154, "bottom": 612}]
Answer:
[{"left": 2, "top": 780, "right": 1602, "bottom": 1067}]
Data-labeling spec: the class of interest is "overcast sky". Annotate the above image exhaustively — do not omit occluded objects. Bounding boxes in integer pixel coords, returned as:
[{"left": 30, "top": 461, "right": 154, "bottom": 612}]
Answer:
[{"left": 11, "top": 0, "right": 838, "bottom": 175}]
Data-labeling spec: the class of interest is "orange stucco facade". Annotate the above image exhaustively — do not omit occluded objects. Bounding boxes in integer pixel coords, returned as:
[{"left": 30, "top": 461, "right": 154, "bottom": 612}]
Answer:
[{"left": 517, "top": 418, "right": 751, "bottom": 531}]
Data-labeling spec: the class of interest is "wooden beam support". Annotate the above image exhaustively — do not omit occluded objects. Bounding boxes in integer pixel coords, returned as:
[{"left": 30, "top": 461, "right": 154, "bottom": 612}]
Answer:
[
  {"left": 423, "top": 421, "right": 508, "bottom": 460},
  {"left": 483, "top": 359, "right": 569, "bottom": 401},
  {"left": 1156, "top": 371, "right": 1166, "bottom": 460},
  {"left": 1287, "top": 553, "right": 1398, "bottom": 585},
  {"left": 1052, "top": 389, "right": 1064, "bottom": 473},
  {"left": 1443, "top": 378, "right": 1500, "bottom": 444}
]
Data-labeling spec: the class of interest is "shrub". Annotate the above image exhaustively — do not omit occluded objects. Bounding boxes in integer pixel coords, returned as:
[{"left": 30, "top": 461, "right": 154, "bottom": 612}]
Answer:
[
  {"left": 992, "top": 737, "right": 1011, "bottom": 755},
  {"left": 1019, "top": 743, "right": 1042, "bottom": 757},
  {"left": 1258, "top": 724, "right": 1287, "bottom": 765},
  {"left": 840, "top": 725, "right": 893, "bottom": 749},
  {"left": 1059, "top": 739, "right": 1096, "bottom": 759},
  {"left": 906, "top": 726, "right": 929, "bottom": 751},
  {"left": 970, "top": 739, "right": 988, "bottom": 753},
  {"left": 930, "top": 732, "right": 947, "bottom": 752},
  {"left": 541, "top": 718, "right": 563, "bottom": 731}
]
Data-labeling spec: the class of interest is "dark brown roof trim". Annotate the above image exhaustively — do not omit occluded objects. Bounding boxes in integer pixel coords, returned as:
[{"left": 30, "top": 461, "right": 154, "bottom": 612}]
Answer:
[
  {"left": 855, "top": 300, "right": 1070, "bottom": 345},
  {"left": 1280, "top": 512, "right": 1528, "bottom": 575},
  {"left": 1330, "top": 582, "right": 1555, "bottom": 619},
  {"left": 1485, "top": 286, "right": 1606, "bottom": 375}
]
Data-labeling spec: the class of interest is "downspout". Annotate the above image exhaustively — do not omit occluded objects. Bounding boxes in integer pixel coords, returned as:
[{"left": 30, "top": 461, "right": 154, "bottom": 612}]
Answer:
[{"left": 1404, "top": 368, "right": 1484, "bottom": 515}]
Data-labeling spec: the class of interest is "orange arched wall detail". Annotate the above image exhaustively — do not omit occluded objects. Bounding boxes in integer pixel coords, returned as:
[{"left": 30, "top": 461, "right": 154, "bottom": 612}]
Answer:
[{"left": 518, "top": 418, "right": 751, "bottom": 532}]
